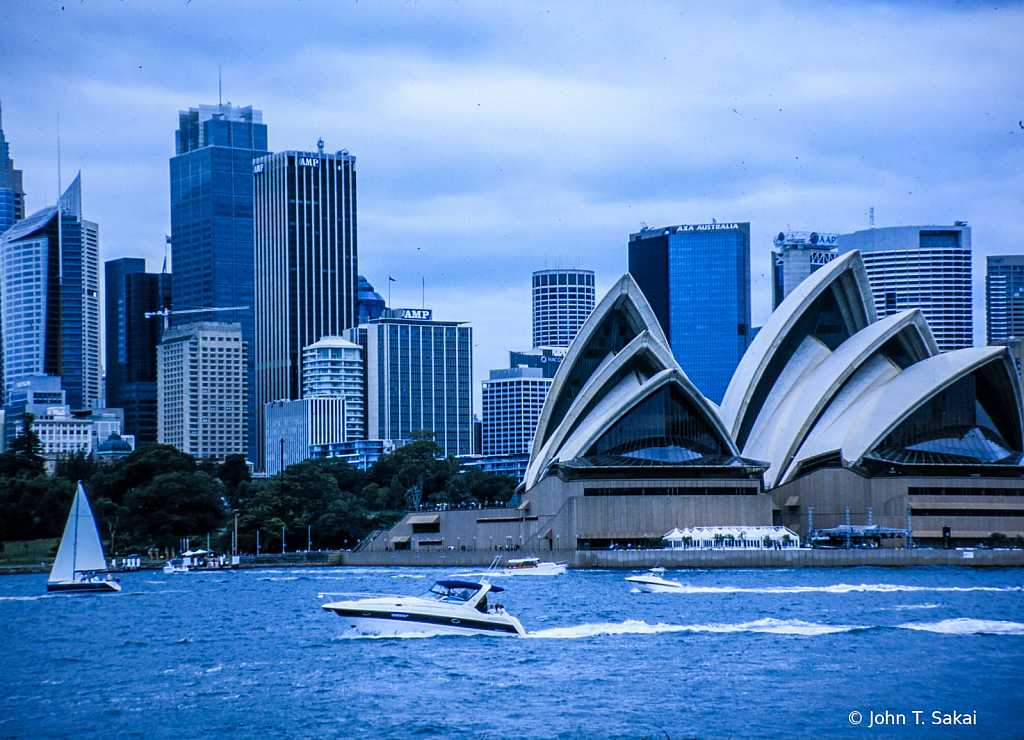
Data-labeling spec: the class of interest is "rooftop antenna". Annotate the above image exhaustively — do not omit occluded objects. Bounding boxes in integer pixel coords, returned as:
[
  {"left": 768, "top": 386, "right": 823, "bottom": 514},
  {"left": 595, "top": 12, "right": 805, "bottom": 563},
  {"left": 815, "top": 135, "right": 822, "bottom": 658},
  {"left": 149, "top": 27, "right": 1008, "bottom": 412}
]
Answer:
[
  {"left": 870, "top": 207, "right": 875, "bottom": 228},
  {"left": 317, "top": 137, "right": 324, "bottom": 155},
  {"left": 218, "top": 65, "right": 222, "bottom": 106},
  {"left": 56, "top": 109, "right": 63, "bottom": 277},
  {"left": 162, "top": 235, "right": 171, "bottom": 274}
]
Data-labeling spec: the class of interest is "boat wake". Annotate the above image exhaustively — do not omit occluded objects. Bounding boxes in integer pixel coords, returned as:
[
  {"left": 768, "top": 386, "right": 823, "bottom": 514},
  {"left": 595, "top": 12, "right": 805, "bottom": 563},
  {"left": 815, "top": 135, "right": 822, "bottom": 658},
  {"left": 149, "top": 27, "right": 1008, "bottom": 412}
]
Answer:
[
  {"left": 898, "top": 618, "right": 1024, "bottom": 635},
  {"left": 529, "top": 617, "right": 863, "bottom": 638},
  {"left": 641, "top": 583, "right": 1023, "bottom": 595},
  {"left": 528, "top": 617, "right": 1024, "bottom": 638}
]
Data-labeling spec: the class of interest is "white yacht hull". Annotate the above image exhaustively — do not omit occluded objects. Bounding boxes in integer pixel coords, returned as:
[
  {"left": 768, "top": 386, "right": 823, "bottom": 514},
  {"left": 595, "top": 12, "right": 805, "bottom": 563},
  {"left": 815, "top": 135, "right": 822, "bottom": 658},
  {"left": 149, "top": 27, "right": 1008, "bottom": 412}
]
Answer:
[
  {"left": 322, "top": 594, "right": 525, "bottom": 637},
  {"left": 626, "top": 575, "right": 686, "bottom": 593}
]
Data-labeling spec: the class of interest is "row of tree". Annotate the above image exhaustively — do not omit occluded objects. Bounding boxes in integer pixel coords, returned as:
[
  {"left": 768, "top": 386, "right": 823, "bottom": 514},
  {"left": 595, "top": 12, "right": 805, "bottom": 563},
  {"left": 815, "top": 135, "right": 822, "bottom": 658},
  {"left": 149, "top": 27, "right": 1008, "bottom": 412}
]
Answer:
[{"left": 0, "top": 418, "right": 517, "bottom": 556}]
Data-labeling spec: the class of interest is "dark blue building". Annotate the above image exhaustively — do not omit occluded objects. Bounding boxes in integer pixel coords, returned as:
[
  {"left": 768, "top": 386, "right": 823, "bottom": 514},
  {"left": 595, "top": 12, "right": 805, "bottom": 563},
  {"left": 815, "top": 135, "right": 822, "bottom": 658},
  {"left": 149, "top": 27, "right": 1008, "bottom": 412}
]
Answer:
[
  {"left": 170, "top": 103, "right": 268, "bottom": 460},
  {"left": 628, "top": 222, "right": 751, "bottom": 404},
  {"left": 105, "top": 258, "right": 172, "bottom": 445}
]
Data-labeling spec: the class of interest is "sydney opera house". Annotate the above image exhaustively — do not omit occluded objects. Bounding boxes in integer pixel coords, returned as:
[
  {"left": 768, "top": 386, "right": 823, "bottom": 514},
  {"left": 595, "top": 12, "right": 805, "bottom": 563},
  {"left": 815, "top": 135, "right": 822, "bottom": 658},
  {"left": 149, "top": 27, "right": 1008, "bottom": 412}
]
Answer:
[{"left": 374, "top": 251, "right": 1024, "bottom": 552}]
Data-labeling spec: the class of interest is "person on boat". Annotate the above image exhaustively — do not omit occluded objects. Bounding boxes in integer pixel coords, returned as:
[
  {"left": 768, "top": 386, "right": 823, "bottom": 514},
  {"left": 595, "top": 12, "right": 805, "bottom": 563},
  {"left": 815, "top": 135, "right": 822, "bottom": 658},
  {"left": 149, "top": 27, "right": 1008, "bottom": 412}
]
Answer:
[{"left": 476, "top": 594, "right": 488, "bottom": 613}]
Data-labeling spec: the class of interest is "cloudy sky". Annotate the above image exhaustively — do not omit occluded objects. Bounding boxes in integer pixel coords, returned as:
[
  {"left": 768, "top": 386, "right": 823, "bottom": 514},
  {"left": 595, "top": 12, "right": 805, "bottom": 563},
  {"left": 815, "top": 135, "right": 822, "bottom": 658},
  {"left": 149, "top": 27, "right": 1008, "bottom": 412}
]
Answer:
[{"left": 3, "top": 0, "right": 1023, "bottom": 401}]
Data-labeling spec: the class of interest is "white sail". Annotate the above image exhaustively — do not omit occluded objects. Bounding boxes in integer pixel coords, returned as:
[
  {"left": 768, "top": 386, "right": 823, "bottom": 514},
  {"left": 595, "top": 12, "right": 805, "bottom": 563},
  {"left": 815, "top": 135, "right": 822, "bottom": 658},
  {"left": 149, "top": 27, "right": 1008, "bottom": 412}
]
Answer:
[{"left": 49, "top": 483, "right": 108, "bottom": 583}]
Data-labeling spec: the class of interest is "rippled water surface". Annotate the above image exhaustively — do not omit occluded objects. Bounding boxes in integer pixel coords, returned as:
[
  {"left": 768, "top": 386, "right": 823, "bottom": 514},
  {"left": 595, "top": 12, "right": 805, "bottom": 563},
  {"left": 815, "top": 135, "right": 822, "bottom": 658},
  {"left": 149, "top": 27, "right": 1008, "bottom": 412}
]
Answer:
[{"left": 1, "top": 566, "right": 1022, "bottom": 739}]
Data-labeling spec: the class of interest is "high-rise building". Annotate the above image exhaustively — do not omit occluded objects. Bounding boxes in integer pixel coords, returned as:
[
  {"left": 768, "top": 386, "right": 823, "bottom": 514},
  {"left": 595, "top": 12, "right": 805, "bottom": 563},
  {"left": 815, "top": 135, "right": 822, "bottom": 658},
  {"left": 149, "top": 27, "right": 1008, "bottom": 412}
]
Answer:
[
  {"left": 481, "top": 367, "right": 551, "bottom": 457},
  {"left": 105, "top": 258, "right": 171, "bottom": 444},
  {"left": 253, "top": 145, "right": 358, "bottom": 467},
  {"left": 986, "top": 256, "right": 1024, "bottom": 345},
  {"left": 347, "top": 308, "right": 473, "bottom": 457},
  {"left": 170, "top": 103, "right": 268, "bottom": 459},
  {"left": 532, "top": 268, "right": 595, "bottom": 348},
  {"left": 837, "top": 224, "right": 972, "bottom": 351},
  {"left": 771, "top": 231, "right": 838, "bottom": 309},
  {"left": 628, "top": 222, "right": 751, "bottom": 404},
  {"left": 302, "top": 336, "right": 365, "bottom": 436},
  {"left": 0, "top": 174, "right": 100, "bottom": 409},
  {"left": 0, "top": 102, "right": 26, "bottom": 234},
  {"left": 157, "top": 322, "right": 247, "bottom": 459},
  {"left": 509, "top": 347, "right": 567, "bottom": 379}
]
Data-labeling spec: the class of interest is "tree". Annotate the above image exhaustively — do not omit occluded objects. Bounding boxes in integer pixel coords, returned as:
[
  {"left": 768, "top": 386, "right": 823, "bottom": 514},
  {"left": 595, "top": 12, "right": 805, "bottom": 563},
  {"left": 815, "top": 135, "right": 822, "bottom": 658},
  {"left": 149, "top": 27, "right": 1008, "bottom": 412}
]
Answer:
[
  {"left": 367, "top": 436, "right": 452, "bottom": 510},
  {"left": 0, "top": 413, "right": 46, "bottom": 478},
  {"left": 218, "top": 453, "right": 252, "bottom": 509},
  {"left": 54, "top": 450, "right": 100, "bottom": 485},
  {"left": 122, "top": 470, "right": 228, "bottom": 550},
  {"left": 235, "top": 461, "right": 371, "bottom": 553},
  {"left": 438, "top": 465, "right": 517, "bottom": 507}
]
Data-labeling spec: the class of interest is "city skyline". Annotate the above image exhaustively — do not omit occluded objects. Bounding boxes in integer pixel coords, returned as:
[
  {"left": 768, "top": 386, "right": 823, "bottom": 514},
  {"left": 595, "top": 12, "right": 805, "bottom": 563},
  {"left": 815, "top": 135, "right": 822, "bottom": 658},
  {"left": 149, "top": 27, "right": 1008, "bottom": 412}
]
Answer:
[{"left": 1, "top": 1, "right": 1022, "bottom": 399}]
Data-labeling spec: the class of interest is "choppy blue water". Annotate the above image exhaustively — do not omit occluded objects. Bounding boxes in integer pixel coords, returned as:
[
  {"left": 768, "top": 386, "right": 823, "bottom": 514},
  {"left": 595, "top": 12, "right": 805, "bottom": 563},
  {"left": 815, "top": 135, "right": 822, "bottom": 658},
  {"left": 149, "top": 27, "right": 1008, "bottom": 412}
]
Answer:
[{"left": 1, "top": 566, "right": 1022, "bottom": 740}]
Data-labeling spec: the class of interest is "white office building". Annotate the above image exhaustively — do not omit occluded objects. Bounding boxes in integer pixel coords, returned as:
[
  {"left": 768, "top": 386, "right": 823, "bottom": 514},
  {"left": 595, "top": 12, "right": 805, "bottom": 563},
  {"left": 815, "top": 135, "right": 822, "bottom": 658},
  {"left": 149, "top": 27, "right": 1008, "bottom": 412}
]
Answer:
[
  {"left": 532, "top": 268, "right": 595, "bottom": 348},
  {"left": 837, "top": 224, "right": 972, "bottom": 351},
  {"left": 158, "top": 322, "right": 248, "bottom": 459},
  {"left": 481, "top": 367, "right": 551, "bottom": 457},
  {"left": 771, "top": 231, "right": 838, "bottom": 309}
]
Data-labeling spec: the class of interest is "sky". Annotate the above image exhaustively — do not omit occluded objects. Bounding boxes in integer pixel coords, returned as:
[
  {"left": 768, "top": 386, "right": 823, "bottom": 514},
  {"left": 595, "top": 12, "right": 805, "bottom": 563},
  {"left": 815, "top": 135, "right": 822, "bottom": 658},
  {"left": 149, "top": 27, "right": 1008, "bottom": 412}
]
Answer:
[{"left": 3, "top": 0, "right": 1023, "bottom": 406}]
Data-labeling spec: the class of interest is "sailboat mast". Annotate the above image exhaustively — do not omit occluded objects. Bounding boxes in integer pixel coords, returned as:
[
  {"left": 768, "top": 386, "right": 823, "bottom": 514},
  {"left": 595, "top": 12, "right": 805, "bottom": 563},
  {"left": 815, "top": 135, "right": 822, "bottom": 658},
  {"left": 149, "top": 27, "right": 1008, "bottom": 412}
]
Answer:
[{"left": 71, "top": 485, "right": 79, "bottom": 575}]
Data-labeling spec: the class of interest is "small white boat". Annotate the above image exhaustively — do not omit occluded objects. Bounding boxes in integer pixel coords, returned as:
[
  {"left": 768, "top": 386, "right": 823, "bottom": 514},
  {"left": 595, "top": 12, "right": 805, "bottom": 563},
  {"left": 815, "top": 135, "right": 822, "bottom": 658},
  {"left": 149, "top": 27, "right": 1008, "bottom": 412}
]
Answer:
[
  {"left": 163, "top": 558, "right": 189, "bottom": 574},
  {"left": 626, "top": 567, "right": 686, "bottom": 593},
  {"left": 321, "top": 579, "right": 526, "bottom": 637},
  {"left": 501, "top": 557, "right": 568, "bottom": 576},
  {"left": 47, "top": 483, "right": 121, "bottom": 593}
]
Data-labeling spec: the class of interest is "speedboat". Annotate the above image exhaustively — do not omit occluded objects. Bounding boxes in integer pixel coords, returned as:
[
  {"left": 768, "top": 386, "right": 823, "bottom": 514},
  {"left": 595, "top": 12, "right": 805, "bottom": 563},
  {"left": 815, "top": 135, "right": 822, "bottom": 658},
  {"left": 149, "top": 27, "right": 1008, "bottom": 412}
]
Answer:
[
  {"left": 321, "top": 579, "right": 526, "bottom": 637},
  {"left": 163, "top": 558, "right": 189, "bottom": 574},
  {"left": 626, "top": 567, "right": 686, "bottom": 593},
  {"left": 501, "top": 557, "right": 568, "bottom": 575}
]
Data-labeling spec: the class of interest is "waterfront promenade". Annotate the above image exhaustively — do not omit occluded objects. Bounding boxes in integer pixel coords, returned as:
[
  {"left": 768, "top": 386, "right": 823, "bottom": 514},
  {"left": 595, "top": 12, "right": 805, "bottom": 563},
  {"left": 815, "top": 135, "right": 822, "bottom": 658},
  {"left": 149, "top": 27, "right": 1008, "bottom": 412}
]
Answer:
[{"left": 4, "top": 546, "right": 1022, "bottom": 577}]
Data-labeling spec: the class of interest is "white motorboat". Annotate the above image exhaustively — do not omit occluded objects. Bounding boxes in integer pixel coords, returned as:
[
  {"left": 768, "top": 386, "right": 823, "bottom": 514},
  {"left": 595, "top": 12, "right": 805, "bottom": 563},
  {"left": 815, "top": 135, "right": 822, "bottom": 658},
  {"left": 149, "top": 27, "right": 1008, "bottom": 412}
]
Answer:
[
  {"left": 501, "top": 557, "right": 568, "bottom": 575},
  {"left": 163, "top": 558, "right": 190, "bottom": 574},
  {"left": 626, "top": 567, "right": 686, "bottom": 593},
  {"left": 321, "top": 579, "right": 526, "bottom": 637},
  {"left": 47, "top": 483, "right": 121, "bottom": 593}
]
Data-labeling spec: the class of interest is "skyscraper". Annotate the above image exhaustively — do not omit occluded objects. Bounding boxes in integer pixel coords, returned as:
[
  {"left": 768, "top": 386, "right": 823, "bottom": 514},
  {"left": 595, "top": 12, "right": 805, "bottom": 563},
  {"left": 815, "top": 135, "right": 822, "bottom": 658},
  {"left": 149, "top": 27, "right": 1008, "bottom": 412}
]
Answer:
[
  {"left": 170, "top": 103, "right": 268, "bottom": 459},
  {"left": 0, "top": 102, "right": 26, "bottom": 234},
  {"left": 157, "top": 321, "right": 247, "bottom": 459},
  {"left": 986, "top": 255, "right": 1024, "bottom": 345},
  {"left": 532, "top": 268, "right": 595, "bottom": 348},
  {"left": 105, "top": 257, "right": 172, "bottom": 444},
  {"left": 628, "top": 222, "right": 751, "bottom": 404},
  {"left": 770, "top": 230, "right": 838, "bottom": 309},
  {"left": 347, "top": 309, "right": 473, "bottom": 457},
  {"left": 837, "top": 224, "right": 972, "bottom": 351},
  {"left": 481, "top": 367, "right": 551, "bottom": 457},
  {"left": 253, "top": 145, "right": 358, "bottom": 467},
  {"left": 0, "top": 174, "right": 100, "bottom": 409}
]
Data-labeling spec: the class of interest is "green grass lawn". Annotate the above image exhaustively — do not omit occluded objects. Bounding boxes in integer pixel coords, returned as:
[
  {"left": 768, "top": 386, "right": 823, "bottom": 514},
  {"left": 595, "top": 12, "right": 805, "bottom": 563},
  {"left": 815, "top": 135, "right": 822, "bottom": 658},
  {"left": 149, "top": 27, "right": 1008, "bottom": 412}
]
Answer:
[{"left": 0, "top": 538, "right": 61, "bottom": 565}]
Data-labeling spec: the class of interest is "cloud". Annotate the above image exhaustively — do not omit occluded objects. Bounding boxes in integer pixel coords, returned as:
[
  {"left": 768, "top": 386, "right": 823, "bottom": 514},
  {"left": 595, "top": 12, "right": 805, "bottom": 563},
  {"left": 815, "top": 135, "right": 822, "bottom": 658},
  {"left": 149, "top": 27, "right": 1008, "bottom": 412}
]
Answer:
[{"left": 2, "top": 0, "right": 1022, "bottom": 403}]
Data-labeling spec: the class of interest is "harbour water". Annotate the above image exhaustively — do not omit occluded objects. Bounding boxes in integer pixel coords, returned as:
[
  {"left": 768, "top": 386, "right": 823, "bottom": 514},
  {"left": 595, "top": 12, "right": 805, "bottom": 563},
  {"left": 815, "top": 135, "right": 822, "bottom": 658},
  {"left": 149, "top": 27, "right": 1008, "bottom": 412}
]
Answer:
[{"left": 1, "top": 566, "right": 1022, "bottom": 739}]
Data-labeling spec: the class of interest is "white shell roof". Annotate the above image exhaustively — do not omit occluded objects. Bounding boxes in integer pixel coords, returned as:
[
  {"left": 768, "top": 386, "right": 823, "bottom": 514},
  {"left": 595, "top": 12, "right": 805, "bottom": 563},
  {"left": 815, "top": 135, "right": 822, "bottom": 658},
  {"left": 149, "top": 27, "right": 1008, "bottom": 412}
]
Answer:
[{"left": 720, "top": 251, "right": 876, "bottom": 444}]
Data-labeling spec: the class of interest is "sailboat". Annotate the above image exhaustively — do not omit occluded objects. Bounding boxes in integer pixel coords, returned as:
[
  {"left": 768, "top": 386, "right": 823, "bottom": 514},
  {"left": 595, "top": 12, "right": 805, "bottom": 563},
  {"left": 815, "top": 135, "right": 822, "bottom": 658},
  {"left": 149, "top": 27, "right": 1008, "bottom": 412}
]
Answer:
[{"left": 47, "top": 482, "right": 121, "bottom": 593}]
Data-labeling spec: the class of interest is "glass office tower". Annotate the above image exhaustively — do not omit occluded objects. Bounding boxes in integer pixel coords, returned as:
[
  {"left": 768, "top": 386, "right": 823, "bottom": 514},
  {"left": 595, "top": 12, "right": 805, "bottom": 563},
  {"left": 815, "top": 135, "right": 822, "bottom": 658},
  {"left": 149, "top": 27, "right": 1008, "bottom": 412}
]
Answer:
[
  {"left": 105, "top": 257, "right": 172, "bottom": 444},
  {"left": 628, "top": 223, "right": 751, "bottom": 404},
  {"left": 253, "top": 146, "right": 358, "bottom": 467},
  {"left": 170, "top": 103, "right": 268, "bottom": 460},
  {"left": 986, "top": 255, "right": 1024, "bottom": 345},
  {"left": 0, "top": 101, "right": 26, "bottom": 234},
  {"left": 0, "top": 175, "right": 100, "bottom": 409}
]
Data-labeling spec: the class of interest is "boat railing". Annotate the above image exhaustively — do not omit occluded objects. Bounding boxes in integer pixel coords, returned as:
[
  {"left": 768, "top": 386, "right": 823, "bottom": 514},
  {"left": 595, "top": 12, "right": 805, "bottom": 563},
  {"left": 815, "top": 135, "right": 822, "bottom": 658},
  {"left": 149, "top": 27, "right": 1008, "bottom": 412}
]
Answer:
[{"left": 317, "top": 591, "right": 401, "bottom": 602}]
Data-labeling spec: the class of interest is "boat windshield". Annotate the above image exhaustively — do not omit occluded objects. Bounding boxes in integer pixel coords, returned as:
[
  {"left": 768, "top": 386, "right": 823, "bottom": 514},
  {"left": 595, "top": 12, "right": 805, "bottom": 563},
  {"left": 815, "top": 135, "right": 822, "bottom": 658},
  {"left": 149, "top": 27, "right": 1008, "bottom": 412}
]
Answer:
[{"left": 426, "top": 580, "right": 482, "bottom": 603}]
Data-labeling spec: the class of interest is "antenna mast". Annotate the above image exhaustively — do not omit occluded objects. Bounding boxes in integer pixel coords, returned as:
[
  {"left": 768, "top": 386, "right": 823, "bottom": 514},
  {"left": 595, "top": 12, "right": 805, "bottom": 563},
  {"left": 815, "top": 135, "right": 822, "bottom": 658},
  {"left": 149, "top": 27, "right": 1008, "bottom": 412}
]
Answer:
[{"left": 219, "top": 65, "right": 222, "bottom": 106}]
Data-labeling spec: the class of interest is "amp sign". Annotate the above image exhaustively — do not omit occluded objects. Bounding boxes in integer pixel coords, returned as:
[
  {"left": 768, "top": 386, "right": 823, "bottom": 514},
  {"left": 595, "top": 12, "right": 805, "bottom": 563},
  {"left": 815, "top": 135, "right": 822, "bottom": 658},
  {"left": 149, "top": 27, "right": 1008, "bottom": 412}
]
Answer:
[
  {"left": 400, "top": 309, "right": 433, "bottom": 321},
  {"left": 297, "top": 157, "right": 320, "bottom": 168}
]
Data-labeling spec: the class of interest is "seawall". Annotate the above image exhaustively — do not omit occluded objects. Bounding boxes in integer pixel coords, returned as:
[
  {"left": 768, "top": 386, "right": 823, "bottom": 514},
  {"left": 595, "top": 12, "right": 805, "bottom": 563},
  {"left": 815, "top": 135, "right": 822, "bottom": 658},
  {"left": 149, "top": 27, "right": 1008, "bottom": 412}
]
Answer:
[{"left": 339, "top": 548, "right": 1024, "bottom": 568}]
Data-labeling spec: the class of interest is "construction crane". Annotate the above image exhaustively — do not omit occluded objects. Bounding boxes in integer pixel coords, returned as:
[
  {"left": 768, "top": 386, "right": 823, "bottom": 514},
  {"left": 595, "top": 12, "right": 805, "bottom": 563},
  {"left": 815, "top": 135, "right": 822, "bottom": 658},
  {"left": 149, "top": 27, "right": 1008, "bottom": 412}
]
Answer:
[{"left": 145, "top": 306, "right": 251, "bottom": 332}]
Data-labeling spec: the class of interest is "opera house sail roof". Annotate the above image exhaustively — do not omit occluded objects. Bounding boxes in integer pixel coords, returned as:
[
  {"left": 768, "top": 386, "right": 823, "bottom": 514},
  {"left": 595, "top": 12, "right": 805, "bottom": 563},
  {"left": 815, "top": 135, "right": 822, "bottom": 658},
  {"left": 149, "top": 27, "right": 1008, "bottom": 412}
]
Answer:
[{"left": 525, "top": 253, "right": 1024, "bottom": 494}]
